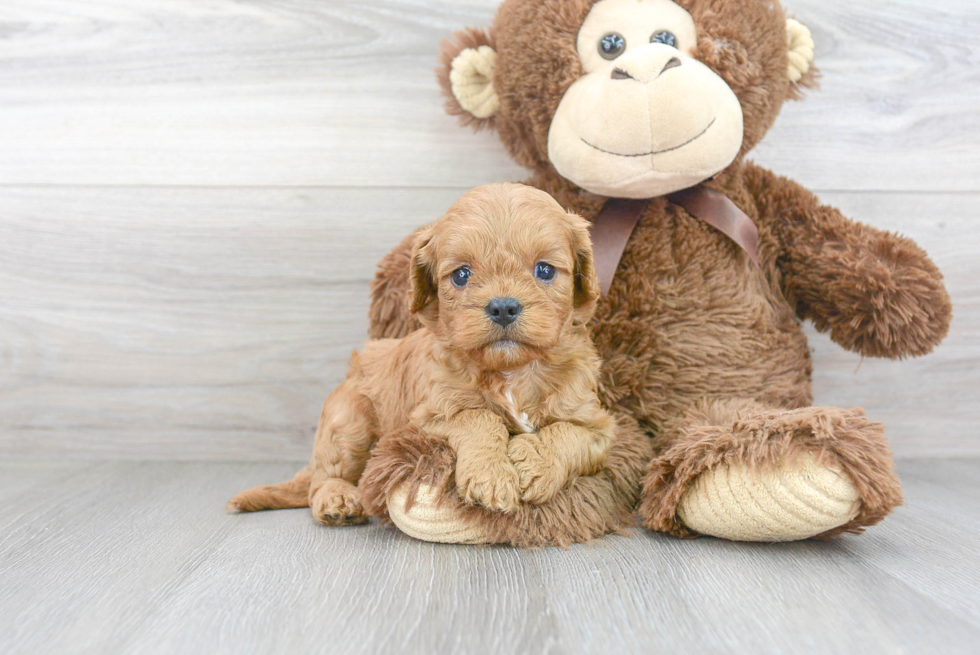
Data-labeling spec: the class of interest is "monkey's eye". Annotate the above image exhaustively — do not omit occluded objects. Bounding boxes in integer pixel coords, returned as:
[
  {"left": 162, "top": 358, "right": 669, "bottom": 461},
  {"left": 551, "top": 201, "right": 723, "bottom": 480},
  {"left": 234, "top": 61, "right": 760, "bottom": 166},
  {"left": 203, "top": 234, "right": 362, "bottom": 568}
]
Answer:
[
  {"left": 451, "top": 266, "right": 471, "bottom": 288},
  {"left": 598, "top": 33, "right": 626, "bottom": 60},
  {"left": 534, "top": 262, "right": 556, "bottom": 282},
  {"left": 651, "top": 31, "right": 677, "bottom": 48}
]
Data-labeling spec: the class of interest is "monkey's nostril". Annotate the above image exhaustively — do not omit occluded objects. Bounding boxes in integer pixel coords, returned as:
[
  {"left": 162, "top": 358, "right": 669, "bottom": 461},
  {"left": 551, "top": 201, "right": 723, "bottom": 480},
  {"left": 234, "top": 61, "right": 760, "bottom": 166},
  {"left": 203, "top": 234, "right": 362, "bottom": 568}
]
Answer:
[
  {"left": 610, "top": 68, "right": 633, "bottom": 81},
  {"left": 662, "top": 57, "right": 682, "bottom": 73}
]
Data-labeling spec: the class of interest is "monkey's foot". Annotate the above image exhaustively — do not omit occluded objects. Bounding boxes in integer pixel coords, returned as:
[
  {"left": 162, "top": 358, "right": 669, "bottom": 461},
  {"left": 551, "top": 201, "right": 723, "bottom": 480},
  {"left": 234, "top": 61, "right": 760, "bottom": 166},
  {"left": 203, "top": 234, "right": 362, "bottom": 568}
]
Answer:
[
  {"left": 676, "top": 454, "right": 860, "bottom": 542},
  {"left": 388, "top": 483, "right": 489, "bottom": 544},
  {"left": 640, "top": 404, "right": 903, "bottom": 541}
]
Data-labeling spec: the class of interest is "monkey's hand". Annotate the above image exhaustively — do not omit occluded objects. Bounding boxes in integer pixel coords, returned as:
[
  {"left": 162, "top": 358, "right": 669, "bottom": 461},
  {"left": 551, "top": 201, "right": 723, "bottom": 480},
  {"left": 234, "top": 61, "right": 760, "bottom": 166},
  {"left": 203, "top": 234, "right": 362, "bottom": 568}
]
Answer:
[{"left": 746, "top": 162, "right": 952, "bottom": 358}]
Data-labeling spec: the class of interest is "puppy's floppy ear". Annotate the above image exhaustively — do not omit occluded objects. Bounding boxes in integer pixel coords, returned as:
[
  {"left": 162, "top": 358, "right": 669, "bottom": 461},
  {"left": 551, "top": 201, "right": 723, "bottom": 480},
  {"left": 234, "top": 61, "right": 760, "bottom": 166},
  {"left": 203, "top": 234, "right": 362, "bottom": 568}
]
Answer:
[
  {"left": 409, "top": 227, "right": 439, "bottom": 325},
  {"left": 436, "top": 27, "right": 498, "bottom": 130},
  {"left": 566, "top": 212, "right": 601, "bottom": 325}
]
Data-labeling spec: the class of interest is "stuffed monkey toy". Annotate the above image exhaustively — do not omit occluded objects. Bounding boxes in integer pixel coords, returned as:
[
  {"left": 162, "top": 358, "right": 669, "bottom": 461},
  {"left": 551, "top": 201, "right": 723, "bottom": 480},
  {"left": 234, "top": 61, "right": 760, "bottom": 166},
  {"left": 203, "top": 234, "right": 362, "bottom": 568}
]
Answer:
[{"left": 363, "top": 0, "right": 952, "bottom": 543}]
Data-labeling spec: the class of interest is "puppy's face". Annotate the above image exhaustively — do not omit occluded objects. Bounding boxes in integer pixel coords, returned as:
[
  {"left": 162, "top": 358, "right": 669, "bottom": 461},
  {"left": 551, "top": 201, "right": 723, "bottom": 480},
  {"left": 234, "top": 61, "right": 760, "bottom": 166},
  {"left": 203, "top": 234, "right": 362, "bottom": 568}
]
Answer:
[{"left": 411, "top": 184, "right": 599, "bottom": 371}]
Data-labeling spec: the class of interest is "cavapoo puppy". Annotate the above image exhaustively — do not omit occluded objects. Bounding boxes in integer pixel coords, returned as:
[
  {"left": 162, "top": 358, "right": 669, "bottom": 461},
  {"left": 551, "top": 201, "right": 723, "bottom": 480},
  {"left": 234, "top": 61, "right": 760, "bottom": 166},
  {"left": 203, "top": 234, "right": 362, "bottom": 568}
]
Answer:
[{"left": 227, "top": 183, "right": 616, "bottom": 528}]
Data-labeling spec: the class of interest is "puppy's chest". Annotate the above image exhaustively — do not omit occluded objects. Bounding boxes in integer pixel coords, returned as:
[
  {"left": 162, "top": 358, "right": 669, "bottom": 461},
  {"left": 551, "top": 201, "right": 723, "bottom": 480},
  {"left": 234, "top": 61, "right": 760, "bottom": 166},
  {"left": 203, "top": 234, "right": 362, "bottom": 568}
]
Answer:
[{"left": 490, "top": 385, "right": 539, "bottom": 435}]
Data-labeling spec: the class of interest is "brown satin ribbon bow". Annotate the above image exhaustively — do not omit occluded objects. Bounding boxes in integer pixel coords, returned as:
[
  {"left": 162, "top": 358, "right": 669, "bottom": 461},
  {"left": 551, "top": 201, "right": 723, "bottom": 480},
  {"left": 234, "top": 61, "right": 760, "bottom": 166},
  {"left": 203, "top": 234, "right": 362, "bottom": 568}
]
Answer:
[{"left": 588, "top": 186, "right": 760, "bottom": 295}]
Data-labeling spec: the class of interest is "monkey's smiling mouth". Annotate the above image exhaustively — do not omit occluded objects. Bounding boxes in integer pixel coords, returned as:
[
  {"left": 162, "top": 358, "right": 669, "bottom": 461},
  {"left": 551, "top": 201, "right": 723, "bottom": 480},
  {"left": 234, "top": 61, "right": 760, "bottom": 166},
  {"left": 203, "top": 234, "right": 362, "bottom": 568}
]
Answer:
[{"left": 581, "top": 117, "right": 716, "bottom": 158}]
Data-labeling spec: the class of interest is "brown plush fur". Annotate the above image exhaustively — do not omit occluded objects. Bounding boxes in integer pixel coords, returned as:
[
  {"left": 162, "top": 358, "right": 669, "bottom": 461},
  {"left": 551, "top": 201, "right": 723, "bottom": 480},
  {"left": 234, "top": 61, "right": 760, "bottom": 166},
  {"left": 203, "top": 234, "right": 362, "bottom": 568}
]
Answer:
[
  {"left": 229, "top": 184, "right": 650, "bottom": 542},
  {"left": 360, "top": 412, "right": 651, "bottom": 548},
  {"left": 641, "top": 400, "right": 902, "bottom": 538},
  {"left": 368, "top": 0, "right": 953, "bottom": 539}
]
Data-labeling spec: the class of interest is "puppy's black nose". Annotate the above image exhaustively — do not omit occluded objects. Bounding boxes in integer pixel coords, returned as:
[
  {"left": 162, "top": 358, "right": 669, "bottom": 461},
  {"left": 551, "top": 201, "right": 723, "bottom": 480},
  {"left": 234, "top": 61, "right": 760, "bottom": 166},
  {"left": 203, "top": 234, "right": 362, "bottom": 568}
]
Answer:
[{"left": 486, "top": 297, "right": 522, "bottom": 327}]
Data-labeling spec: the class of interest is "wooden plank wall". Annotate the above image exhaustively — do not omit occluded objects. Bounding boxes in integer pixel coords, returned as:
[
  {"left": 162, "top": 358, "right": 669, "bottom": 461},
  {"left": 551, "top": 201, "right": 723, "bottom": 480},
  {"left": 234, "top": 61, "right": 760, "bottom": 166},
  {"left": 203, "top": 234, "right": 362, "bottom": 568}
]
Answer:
[{"left": 1, "top": 0, "right": 977, "bottom": 459}]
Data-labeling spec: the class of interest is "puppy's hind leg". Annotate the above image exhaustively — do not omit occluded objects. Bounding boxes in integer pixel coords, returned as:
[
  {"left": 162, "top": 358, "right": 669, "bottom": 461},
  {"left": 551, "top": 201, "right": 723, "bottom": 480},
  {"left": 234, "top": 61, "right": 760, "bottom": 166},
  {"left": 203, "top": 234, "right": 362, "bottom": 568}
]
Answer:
[
  {"left": 307, "top": 371, "right": 378, "bottom": 527},
  {"left": 310, "top": 475, "right": 368, "bottom": 526}
]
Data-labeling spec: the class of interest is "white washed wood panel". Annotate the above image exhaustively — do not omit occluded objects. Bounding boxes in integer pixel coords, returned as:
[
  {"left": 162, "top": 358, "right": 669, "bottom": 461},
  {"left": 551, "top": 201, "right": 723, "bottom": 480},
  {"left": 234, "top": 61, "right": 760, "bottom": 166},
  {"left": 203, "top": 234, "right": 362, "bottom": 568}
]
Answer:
[
  {"left": 0, "top": 187, "right": 975, "bottom": 459},
  {"left": 0, "top": 186, "right": 464, "bottom": 459},
  {"left": 0, "top": 0, "right": 977, "bottom": 190}
]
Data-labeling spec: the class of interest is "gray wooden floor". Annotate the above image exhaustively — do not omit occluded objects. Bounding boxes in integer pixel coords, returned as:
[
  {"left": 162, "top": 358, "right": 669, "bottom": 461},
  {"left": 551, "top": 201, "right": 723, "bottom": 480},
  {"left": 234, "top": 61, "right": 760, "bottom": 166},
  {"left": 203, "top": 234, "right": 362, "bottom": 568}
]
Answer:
[{"left": 1, "top": 458, "right": 978, "bottom": 654}]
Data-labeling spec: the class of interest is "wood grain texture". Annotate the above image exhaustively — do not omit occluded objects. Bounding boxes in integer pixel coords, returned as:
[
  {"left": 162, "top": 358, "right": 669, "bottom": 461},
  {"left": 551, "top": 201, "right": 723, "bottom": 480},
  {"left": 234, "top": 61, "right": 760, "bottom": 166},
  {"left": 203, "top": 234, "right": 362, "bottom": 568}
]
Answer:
[
  {"left": 2, "top": 3, "right": 976, "bottom": 651},
  {"left": 0, "top": 186, "right": 462, "bottom": 460},
  {"left": 1, "top": 187, "right": 976, "bottom": 459},
  {"left": 0, "top": 0, "right": 978, "bottom": 190},
  {"left": 0, "top": 459, "right": 978, "bottom": 655}
]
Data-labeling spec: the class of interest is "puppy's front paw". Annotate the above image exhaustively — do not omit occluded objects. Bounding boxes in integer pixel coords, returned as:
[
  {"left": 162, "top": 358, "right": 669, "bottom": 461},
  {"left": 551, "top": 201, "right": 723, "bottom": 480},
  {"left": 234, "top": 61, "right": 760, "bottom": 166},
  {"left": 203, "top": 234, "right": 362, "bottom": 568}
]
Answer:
[
  {"left": 508, "top": 434, "right": 566, "bottom": 505},
  {"left": 455, "top": 458, "right": 521, "bottom": 513},
  {"left": 311, "top": 479, "right": 368, "bottom": 526}
]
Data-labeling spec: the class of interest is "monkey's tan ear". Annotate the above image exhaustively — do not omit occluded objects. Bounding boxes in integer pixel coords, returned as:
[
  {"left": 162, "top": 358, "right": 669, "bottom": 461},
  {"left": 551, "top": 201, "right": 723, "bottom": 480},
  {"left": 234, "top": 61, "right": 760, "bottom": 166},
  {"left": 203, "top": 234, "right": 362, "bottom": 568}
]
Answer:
[
  {"left": 437, "top": 27, "right": 498, "bottom": 130},
  {"left": 409, "top": 227, "right": 439, "bottom": 326},
  {"left": 786, "top": 19, "right": 818, "bottom": 95}
]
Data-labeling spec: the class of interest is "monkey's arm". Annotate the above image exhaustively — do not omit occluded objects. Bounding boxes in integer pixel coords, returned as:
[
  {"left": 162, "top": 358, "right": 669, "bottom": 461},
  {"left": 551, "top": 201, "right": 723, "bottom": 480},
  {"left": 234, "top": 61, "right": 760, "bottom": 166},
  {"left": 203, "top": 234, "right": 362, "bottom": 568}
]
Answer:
[
  {"left": 744, "top": 162, "right": 952, "bottom": 359},
  {"left": 367, "top": 228, "right": 425, "bottom": 340}
]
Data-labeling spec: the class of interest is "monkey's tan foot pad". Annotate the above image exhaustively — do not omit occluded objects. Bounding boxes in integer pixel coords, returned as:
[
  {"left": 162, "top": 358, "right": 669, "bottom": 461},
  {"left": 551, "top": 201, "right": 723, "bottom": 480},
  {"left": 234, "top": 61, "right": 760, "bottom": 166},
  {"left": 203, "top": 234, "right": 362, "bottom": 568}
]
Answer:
[
  {"left": 388, "top": 483, "right": 489, "bottom": 544},
  {"left": 676, "top": 454, "right": 860, "bottom": 542}
]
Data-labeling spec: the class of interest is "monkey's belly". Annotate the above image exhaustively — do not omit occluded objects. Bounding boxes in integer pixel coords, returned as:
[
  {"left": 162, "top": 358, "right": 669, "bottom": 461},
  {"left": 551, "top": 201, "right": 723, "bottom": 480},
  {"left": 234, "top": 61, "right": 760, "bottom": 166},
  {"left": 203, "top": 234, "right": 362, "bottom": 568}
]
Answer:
[{"left": 591, "top": 270, "right": 813, "bottom": 431}]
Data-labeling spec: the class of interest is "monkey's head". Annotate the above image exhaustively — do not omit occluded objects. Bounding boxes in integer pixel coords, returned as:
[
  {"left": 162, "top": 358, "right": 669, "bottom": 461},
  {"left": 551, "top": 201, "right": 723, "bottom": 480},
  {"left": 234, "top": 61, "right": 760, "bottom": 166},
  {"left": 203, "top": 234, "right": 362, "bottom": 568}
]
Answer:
[{"left": 438, "top": 0, "right": 817, "bottom": 199}]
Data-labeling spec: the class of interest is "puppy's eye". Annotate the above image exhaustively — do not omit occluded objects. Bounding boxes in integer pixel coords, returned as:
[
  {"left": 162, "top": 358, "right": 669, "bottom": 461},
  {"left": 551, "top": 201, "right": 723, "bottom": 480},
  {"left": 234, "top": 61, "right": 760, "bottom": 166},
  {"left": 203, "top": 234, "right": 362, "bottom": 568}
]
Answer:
[
  {"left": 534, "top": 262, "right": 556, "bottom": 282},
  {"left": 650, "top": 31, "right": 677, "bottom": 48},
  {"left": 451, "top": 266, "right": 471, "bottom": 288},
  {"left": 598, "top": 33, "right": 626, "bottom": 60}
]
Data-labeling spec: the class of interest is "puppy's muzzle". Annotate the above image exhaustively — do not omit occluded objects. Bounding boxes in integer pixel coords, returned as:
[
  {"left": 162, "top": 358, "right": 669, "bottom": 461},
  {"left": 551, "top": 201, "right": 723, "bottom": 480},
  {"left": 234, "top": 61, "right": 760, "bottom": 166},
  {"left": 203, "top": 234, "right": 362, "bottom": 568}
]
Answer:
[{"left": 485, "top": 297, "right": 522, "bottom": 327}]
